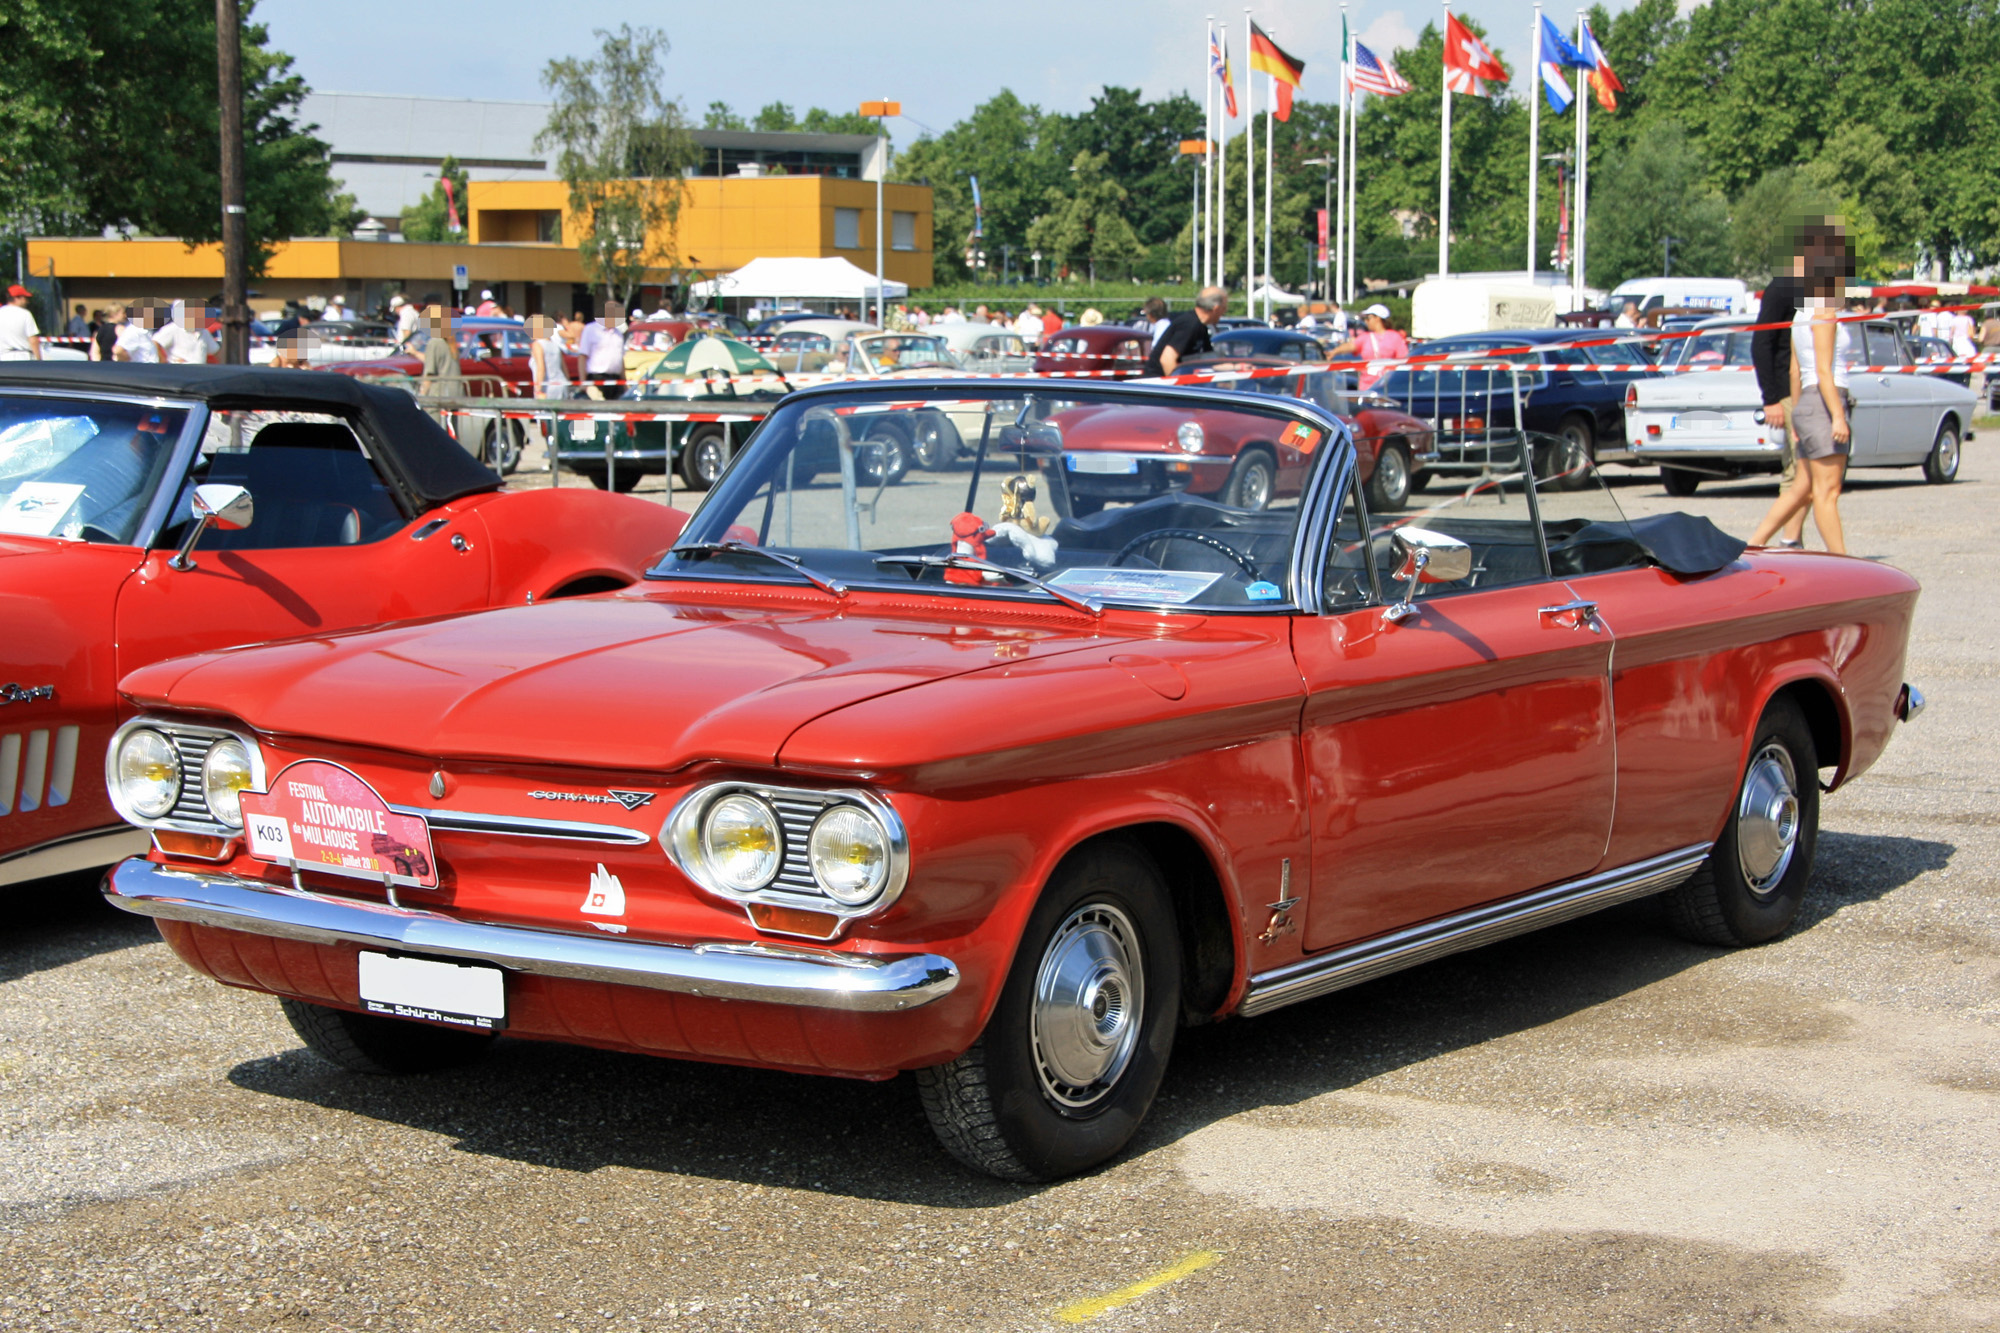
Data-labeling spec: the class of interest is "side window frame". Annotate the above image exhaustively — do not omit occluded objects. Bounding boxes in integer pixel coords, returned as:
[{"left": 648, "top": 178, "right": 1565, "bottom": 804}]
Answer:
[{"left": 161, "top": 410, "right": 414, "bottom": 553}]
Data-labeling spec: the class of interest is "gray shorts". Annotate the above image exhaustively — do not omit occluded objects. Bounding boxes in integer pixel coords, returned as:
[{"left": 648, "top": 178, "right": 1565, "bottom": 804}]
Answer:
[{"left": 1792, "top": 388, "right": 1851, "bottom": 461}]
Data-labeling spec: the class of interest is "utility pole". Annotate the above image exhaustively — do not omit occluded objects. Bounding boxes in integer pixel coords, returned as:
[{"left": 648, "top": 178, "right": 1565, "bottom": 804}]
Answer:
[
  {"left": 861, "top": 100, "right": 900, "bottom": 325},
  {"left": 216, "top": 0, "right": 249, "bottom": 364}
]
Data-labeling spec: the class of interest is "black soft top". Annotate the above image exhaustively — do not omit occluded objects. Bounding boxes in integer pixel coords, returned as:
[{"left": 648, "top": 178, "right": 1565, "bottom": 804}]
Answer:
[{"left": 0, "top": 362, "right": 501, "bottom": 508}]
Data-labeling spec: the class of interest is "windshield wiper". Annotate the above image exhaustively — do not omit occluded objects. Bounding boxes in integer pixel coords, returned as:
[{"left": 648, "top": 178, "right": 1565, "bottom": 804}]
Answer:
[
  {"left": 667, "top": 540, "right": 847, "bottom": 597},
  {"left": 873, "top": 553, "right": 1101, "bottom": 617}
]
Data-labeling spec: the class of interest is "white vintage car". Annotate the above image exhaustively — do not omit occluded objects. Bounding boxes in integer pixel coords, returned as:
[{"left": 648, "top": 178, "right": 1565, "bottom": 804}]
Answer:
[{"left": 1619, "top": 316, "right": 1971, "bottom": 495}]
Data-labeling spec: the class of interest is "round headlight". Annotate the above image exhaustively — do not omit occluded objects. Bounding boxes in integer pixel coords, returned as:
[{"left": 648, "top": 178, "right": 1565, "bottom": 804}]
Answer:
[
  {"left": 1176, "top": 420, "right": 1205, "bottom": 453},
  {"left": 200, "top": 739, "right": 254, "bottom": 829},
  {"left": 116, "top": 728, "right": 181, "bottom": 820},
  {"left": 807, "top": 805, "right": 891, "bottom": 906},
  {"left": 701, "top": 794, "right": 782, "bottom": 893}
]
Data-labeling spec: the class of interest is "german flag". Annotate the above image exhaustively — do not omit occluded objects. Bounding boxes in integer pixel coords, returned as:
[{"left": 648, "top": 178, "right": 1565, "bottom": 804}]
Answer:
[{"left": 1249, "top": 22, "right": 1305, "bottom": 121}]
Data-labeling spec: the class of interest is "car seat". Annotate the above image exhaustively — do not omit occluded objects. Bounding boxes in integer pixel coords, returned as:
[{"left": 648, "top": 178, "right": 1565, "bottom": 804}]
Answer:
[{"left": 197, "top": 422, "right": 405, "bottom": 550}]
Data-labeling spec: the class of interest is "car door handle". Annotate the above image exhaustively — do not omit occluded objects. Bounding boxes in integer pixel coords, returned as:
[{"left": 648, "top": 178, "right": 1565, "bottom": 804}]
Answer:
[{"left": 1538, "top": 598, "right": 1602, "bottom": 632}]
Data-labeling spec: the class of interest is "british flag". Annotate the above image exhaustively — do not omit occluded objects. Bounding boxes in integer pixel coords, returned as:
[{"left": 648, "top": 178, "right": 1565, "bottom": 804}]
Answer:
[
  {"left": 1350, "top": 42, "right": 1413, "bottom": 98},
  {"left": 1210, "top": 24, "right": 1239, "bottom": 119}
]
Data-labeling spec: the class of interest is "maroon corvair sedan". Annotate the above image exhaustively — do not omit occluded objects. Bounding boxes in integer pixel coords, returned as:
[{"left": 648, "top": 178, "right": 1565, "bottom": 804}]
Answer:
[{"left": 101, "top": 376, "right": 1922, "bottom": 1181}]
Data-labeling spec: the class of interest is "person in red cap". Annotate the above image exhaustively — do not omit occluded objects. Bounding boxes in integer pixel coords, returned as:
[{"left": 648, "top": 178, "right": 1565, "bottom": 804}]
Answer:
[{"left": 0, "top": 285, "right": 43, "bottom": 361}]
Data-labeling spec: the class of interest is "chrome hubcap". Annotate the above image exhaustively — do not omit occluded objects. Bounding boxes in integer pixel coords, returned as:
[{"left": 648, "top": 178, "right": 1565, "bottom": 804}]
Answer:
[
  {"left": 1736, "top": 742, "right": 1801, "bottom": 896},
  {"left": 1378, "top": 448, "right": 1407, "bottom": 499},
  {"left": 1938, "top": 431, "right": 1959, "bottom": 475},
  {"left": 1241, "top": 463, "right": 1273, "bottom": 510},
  {"left": 1031, "top": 903, "right": 1144, "bottom": 1111}
]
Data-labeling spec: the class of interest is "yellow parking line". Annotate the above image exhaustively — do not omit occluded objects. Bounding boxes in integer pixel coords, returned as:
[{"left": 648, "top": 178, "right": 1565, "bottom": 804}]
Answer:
[{"left": 1054, "top": 1250, "right": 1223, "bottom": 1324}]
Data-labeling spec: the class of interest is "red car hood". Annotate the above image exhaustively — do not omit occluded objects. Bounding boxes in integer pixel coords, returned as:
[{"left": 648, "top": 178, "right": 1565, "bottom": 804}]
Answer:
[
  {"left": 1051, "top": 403, "right": 1200, "bottom": 451},
  {"left": 118, "top": 591, "right": 1118, "bottom": 773}
]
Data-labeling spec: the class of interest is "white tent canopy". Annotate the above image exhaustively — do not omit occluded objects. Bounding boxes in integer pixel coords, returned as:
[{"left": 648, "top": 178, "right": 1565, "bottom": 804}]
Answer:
[
  {"left": 1246, "top": 282, "right": 1307, "bottom": 307},
  {"left": 691, "top": 256, "right": 907, "bottom": 302}
]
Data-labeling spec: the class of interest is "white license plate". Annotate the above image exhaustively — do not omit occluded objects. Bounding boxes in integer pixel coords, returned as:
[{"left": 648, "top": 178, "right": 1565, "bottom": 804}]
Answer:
[
  {"left": 357, "top": 952, "right": 505, "bottom": 1031},
  {"left": 1671, "top": 412, "right": 1737, "bottom": 430},
  {"left": 1067, "top": 452, "right": 1139, "bottom": 474},
  {"left": 570, "top": 418, "right": 597, "bottom": 441}
]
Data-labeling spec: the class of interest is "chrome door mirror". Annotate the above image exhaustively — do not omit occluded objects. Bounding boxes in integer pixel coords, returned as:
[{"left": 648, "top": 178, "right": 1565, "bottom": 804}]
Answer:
[
  {"left": 169, "top": 483, "right": 254, "bottom": 570},
  {"left": 1382, "top": 526, "right": 1472, "bottom": 624}
]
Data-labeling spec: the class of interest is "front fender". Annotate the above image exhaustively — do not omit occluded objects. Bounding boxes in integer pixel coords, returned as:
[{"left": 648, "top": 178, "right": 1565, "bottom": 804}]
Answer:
[{"left": 466, "top": 488, "right": 686, "bottom": 602}]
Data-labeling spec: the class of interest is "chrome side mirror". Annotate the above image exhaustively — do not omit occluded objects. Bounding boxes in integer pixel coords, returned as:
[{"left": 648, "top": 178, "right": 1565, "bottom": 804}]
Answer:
[
  {"left": 1382, "top": 526, "right": 1471, "bottom": 624},
  {"left": 169, "top": 483, "right": 254, "bottom": 571}
]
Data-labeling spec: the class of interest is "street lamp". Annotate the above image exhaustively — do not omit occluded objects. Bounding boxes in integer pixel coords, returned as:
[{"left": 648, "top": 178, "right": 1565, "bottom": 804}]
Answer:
[
  {"left": 1302, "top": 155, "right": 1333, "bottom": 303},
  {"left": 860, "top": 100, "right": 902, "bottom": 326}
]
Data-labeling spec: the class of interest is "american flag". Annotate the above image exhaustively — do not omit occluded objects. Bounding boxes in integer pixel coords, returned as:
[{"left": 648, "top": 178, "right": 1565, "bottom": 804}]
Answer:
[{"left": 1350, "top": 42, "right": 1412, "bottom": 97}]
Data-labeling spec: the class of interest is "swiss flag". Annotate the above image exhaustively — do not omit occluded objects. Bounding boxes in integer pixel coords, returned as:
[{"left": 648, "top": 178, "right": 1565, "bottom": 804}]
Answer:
[{"left": 1443, "top": 13, "right": 1507, "bottom": 95}]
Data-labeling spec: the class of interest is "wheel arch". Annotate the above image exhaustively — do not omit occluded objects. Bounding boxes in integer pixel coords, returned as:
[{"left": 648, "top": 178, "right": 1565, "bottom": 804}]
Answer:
[{"left": 1752, "top": 670, "right": 1851, "bottom": 791}]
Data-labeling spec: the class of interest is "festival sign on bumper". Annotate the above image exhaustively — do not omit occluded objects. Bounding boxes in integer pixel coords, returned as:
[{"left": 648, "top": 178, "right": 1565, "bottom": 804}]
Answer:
[{"left": 241, "top": 760, "right": 438, "bottom": 888}]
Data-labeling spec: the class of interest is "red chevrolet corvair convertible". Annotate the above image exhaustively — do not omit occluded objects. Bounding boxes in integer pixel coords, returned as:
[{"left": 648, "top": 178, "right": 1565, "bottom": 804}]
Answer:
[{"left": 99, "top": 378, "right": 1921, "bottom": 1180}]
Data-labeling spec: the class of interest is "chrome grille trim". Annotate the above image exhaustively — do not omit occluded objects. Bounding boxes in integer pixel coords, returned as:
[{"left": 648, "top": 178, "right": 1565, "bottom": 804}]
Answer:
[
  {"left": 106, "top": 717, "right": 268, "bottom": 836},
  {"left": 387, "top": 805, "right": 651, "bottom": 845}
]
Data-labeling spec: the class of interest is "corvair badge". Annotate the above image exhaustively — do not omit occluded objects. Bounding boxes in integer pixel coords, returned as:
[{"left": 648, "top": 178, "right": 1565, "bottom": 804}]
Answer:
[
  {"left": 528, "top": 788, "right": 656, "bottom": 811},
  {"left": 0, "top": 683, "right": 55, "bottom": 705}
]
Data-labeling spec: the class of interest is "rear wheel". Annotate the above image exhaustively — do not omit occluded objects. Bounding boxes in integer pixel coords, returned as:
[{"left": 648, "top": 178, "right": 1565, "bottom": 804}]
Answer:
[
  {"left": 1366, "top": 441, "right": 1412, "bottom": 512},
  {"left": 910, "top": 416, "right": 960, "bottom": 470},
  {"left": 1922, "top": 421, "right": 1961, "bottom": 484},
  {"left": 916, "top": 840, "right": 1179, "bottom": 1181},
  {"left": 680, "top": 425, "right": 730, "bottom": 490},
  {"left": 582, "top": 466, "right": 643, "bottom": 493},
  {"left": 1663, "top": 696, "right": 1819, "bottom": 947},
  {"left": 1223, "top": 448, "right": 1277, "bottom": 511},
  {"left": 1661, "top": 466, "right": 1702, "bottom": 498},
  {"left": 280, "top": 997, "right": 495, "bottom": 1075},
  {"left": 857, "top": 421, "right": 911, "bottom": 486},
  {"left": 1553, "top": 415, "right": 1596, "bottom": 490},
  {"left": 477, "top": 420, "right": 524, "bottom": 475}
]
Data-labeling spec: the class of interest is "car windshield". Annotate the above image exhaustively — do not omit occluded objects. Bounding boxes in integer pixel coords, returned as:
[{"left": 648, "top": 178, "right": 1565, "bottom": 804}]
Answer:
[
  {"left": 854, "top": 335, "right": 960, "bottom": 372},
  {"left": 0, "top": 393, "right": 189, "bottom": 544},
  {"left": 652, "top": 388, "right": 1328, "bottom": 610}
]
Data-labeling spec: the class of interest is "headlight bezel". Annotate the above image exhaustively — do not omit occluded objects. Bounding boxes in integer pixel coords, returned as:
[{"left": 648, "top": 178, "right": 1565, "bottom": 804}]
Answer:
[
  {"left": 1176, "top": 420, "right": 1205, "bottom": 453},
  {"left": 113, "top": 727, "right": 181, "bottom": 820},
  {"left": 106, "top": 717, "right": 268, "bottom": 836},
  {"left": 664, "top": 782, "right": 909, "bottom": 932}
]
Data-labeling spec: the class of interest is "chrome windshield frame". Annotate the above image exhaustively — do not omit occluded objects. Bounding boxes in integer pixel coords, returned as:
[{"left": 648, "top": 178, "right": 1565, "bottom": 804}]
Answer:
[{"left": 646, "top": 376, "right": 1358, "bottom": 617}]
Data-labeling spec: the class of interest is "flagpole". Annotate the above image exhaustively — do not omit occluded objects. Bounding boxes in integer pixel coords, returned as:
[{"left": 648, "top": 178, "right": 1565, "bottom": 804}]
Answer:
[
  {"left": 1203, "top": 18, "right": 1214, "bottom": 287},
  {"left": 1263, "top": 38, "right": 1275, "bottom": 321},
  {"left": 1528, "top": 4, "right": 1542, "bottom": 281},
  {"left": 1352, "top": 48, "right": 1368, "bottom": 300},
  {"left": 1335, "top": 5, "right": 1348, "bottom": 307},
  {"left": 1244, "top": 8, "right": 1255, "bottom": 302},
  {"left": 1218, "top": 35, "right": 1228, "bottom": 293},
  {"left": 1571, "top": 13, "right": 1583, "bottom": 309},
  {"left": 1439, "top": 0, "right": 1453, "bottom": 282},
  {"left": 1575, "top": 9, "right": 1589, "bottom": 304}
]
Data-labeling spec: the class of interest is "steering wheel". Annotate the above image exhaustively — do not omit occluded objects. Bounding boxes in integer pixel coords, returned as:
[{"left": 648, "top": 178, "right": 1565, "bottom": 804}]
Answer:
[{"left": 1112, "top": 528, "right": 1263, "bottom": 581}]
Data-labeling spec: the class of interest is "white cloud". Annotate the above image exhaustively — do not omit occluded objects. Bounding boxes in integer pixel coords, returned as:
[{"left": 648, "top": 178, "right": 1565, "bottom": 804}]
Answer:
[{"left": 1359, "top": 10, "right": 1420, "bottom": 57}]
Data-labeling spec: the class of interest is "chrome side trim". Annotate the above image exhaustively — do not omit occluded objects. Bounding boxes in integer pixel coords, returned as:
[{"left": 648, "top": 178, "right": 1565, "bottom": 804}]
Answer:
[
  {"left": 1240, "top": 844, "right": 1711, "bottom": 1018},
  {"left": 387, "top": 805, "right": 651, "bottom": 846},
  {"left": 103, "top": 859, "right": 958, "bottom": 1012},
  {"left": 0, "top": 826, "right": 151, "bottom": 887}
]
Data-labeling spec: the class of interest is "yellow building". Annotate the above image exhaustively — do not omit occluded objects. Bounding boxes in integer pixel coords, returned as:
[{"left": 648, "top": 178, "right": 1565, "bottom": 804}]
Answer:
[
  {"left": 468, "top": 174, "right": 934, "bottom": 293},
  {"left": 29, "top": 171, "right": 932, "bottom": 321}
]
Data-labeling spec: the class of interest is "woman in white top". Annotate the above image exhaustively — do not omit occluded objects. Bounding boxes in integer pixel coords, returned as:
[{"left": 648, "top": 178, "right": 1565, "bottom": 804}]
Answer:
[
  {"left": 113, "top": 303, "right": 162, "bottom": 363},
  {"left": 527, "top": 314, "right": 572, "bottom": 463},
  {"left": 1751, "top": 236, "right": 1855, "bottom": 554}
]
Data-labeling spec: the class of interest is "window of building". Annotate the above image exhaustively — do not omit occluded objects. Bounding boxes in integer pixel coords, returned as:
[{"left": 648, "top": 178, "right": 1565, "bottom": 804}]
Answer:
[
  {"left": 834, "top": 208, "right": 861, "bottom": 250},
  {"left": 892, "top": 212, "right": 916, "bottom": 252}
]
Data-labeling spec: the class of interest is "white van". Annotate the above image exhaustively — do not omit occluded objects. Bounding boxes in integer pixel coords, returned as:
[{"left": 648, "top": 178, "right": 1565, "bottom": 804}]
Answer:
[
  {"left": 1411, "top": 275, "right": 1579, "bottom": 339},
  {"left": 1602, "top": 277, "right": 1751, "bottom": 317}
]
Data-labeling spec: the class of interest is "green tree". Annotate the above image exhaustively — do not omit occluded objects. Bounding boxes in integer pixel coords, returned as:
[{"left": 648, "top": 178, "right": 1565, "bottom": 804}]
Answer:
[
  {"left": 703, "top": 101, "right": 746, "bottom": 130},
  {"left": 1025, "top": 150, "right": 1146, "bottom": 281},
  {"left": 1587, "top": 120, "right": 1731, "bottom": 286},
  {"left": 898, "top": 91, "right": 1067, "bottom": 280},
  {"left": 536, "top": 25, "right": 696, "bottom": 306},
  {"left": 399, "top": 156, "right": 470, "bottom": 242},
  {"left": 1728, "top": 167, "right": 1838, "bottom": 285},
  {"left": 0, "top": 0, "right": 355, "bottom": 274}
]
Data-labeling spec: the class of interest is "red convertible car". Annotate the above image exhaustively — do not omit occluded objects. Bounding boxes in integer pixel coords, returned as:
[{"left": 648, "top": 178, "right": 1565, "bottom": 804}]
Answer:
[
  {"left": 1033, "top": 325, "right": 1151, "bottom": 379},
  {"left": 0, "top": 363, "right": 685, "bottom": 889},
  {"left": 102, "top": 377, "right": 1921, "bottom": 1181}
]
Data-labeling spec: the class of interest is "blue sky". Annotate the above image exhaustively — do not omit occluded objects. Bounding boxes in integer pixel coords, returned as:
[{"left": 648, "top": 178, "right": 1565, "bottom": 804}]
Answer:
[{"left": 261, "top": 0, "right": 1650, "bottom": 142}]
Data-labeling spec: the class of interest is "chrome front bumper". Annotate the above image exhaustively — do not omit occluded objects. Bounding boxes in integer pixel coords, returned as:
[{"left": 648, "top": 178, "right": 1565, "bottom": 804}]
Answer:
[{"left": 104, "top": 859, "right": 959, "bottom": 1012}]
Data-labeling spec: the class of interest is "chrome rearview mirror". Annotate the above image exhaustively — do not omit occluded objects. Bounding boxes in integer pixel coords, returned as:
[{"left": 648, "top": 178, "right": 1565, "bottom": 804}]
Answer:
[
  {"left": 169, "top": 483, "right": 254, "bottom": 571},
  {"left": 1382, "top": 526, "right": 1471, "bottom": 624}
]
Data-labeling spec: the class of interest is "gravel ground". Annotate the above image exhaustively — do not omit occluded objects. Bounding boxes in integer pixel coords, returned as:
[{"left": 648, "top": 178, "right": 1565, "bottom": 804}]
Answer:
[{"left": 4, "top": 442, "right": 1994, "bottom": 1333}]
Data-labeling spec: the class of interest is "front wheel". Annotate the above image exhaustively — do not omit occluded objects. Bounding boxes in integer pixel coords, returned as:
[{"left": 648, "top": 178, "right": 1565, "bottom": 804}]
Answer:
[
  {"left": 1223, "top": 449, "right": 1276, "bottom": 511},
  {"left": 1663, "top": 696, "right": 1819, "bottom": 947},
  {"left": 280, "top": 997, "right": 495, "bottom": 1075},
  {"left": 916, "top": 840, "right": 1179, "bottom": 1181},
  {"left": 1922, "top": 421, "right": 1961, "bottom": 484},
  {"left": 1553, "top": 416, "right": 1596, "bottom": 490},
  {"left": 582, "top": 466, "right": 643, "bottom": 493},
  {"left": 1366, "top": 441, "right": 1412, "bottom": 512},
  {"left": 1661, "top": 466, "right": 1702, "bottom": 498},
  {"left": 680, "top": 425, "right": 730, "bottom": 490}
]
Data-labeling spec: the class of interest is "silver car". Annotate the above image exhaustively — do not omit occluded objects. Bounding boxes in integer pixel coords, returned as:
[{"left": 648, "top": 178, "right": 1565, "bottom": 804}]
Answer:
[{"left": 1619, "top": 316, "right": 1970, "bottom": 495}]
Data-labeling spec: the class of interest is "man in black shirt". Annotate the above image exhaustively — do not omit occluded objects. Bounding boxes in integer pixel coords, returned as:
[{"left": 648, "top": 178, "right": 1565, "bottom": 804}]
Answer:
[{"left": 1144, "top": 286, "right": 1227, "bottom": 377}]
